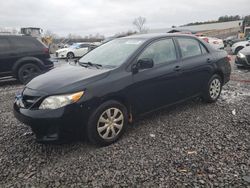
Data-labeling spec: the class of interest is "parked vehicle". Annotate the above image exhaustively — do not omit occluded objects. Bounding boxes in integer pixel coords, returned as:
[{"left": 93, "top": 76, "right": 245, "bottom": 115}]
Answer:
[
  {"left": 223, "top": 35, "right": 244, "bottom": 47},
  {"left": 235, "top": 46, "right": 250, "bottom": 68},
  {"left": 0, "top": 35, "right": 53, "bottom": 83},
  {"left": 199, "top": 36, "right": 224, "bottom": 50},
  {"left": 55, "top": 43, "right": 97, "bottom": 59},
  {"left": 231, "top": 40, "right": 250, "bottom": 54},
  {"left": 14, "top": 34, "right": 231, "bottom": 146}
]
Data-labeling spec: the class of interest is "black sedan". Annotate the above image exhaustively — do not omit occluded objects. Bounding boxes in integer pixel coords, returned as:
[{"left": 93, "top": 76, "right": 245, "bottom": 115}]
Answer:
[
  {"left": 235, "top": 46, "right": 250, "bottom": 68},
  {"left": 14, "top": 34, "right": 231, "bottom": 146}
]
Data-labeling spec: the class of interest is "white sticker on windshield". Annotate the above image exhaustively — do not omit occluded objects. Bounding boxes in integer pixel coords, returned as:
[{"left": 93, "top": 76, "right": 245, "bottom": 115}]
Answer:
[{"left": 125, "top": 40, "right": 143, "bottom": 45}]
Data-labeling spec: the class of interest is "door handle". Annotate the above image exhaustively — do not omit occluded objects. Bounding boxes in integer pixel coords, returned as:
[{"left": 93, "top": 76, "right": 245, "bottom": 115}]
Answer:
[{"left": 174, "top": 65, "right": 181, "bottom": 72}]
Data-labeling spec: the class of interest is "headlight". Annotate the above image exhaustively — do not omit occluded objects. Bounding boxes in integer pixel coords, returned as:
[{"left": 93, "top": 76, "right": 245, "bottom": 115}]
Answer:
[
  {"left": 39, "top": 91, "right": 84, "bottom": 110},
  {"left": 237, "top": 52, "right": 246, "bottom": 59}
]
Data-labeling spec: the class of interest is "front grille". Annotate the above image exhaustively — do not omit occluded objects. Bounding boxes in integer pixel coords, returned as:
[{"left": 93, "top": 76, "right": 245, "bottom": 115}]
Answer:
[
  {"left": 20, "top": 88, "right": 44, "bottom": 109},
  {"left": 22, "top": 95, "right": 41, "bottom": 109}
]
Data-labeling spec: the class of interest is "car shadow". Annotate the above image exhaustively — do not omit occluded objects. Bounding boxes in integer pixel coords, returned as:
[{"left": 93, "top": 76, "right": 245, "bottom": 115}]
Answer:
[{"left": 0, "top": 78, "right": 21, "bottom": 87}]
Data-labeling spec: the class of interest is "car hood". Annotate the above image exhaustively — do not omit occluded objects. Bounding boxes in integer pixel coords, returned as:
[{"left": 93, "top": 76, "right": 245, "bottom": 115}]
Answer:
[
  {"left": 26, "top": 64, "right": 110, "bottom": 94},
  {"left": 240, "top": 46, "right": 250, "bottom": 55},
  {"left": 56, "top": 48, "right": 69, "bottom": 53}
]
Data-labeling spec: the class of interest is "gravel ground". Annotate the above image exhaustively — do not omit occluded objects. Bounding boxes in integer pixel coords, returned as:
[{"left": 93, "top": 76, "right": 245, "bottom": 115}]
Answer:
[{"left": 0, "top": 57, "right": 249, "bottom": 187}]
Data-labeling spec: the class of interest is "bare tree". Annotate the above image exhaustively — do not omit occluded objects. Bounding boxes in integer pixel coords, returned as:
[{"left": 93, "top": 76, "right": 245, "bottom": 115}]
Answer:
[
  {"left": 44, "top": 30, "right": 58, "bottom": 39},
  {"left": 133, "top": 16, "right": 147, "bottom": 33}
]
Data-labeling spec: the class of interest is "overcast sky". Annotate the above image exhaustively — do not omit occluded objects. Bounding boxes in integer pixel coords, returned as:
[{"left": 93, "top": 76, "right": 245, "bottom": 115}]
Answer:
[{"left": 0, "top": 0, "right": 249, "bottom": 37}]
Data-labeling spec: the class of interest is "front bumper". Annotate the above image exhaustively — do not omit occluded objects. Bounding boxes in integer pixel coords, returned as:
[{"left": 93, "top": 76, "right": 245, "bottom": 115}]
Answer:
[
  {"left": 13, "top": 102, "right": 87, "bottom": 142},
  {"left": 55, "top": 52, "right": 67, "bottom": 58}
]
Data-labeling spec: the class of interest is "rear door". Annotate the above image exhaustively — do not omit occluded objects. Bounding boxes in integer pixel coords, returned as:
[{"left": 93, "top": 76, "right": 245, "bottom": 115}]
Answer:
[
  {"left": 0, "top": 37, "right": 15, "bottom": 73},
  {"left": 175, "top": 37, "right": 213, "bottom": 98},
  {"left": 130, "top": 38, "right": 181, "bottom": 114}
]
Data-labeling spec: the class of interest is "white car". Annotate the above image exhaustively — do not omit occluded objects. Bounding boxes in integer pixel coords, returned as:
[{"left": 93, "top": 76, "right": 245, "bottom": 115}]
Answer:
[
  {"left": 231, "top": 40, "right": 250, "bottom": 55},
  {"left": 199, "top": 36, "right": 224, "bottom": 50},
  {"left": 55, "top": 43, "right": 96, "bottom": 59}
]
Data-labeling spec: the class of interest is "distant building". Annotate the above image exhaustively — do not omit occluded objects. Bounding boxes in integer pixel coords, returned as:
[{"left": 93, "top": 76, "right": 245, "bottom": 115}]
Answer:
[{"left": 149, "top": 20, "right": 243, "bottom": 38}]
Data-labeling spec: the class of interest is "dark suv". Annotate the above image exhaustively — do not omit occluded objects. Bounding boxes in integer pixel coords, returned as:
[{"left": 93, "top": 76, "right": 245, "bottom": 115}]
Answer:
[{"left": 0, "top": 35, "right": 54, "bottom": 83}]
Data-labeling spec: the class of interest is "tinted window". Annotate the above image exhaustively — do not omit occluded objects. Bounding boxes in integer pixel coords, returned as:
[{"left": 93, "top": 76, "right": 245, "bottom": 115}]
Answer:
[
  {"left": 10, "top": 38, "right": 40, "bottom": 49},
  {"left": 177, "top": 38, "right": 202, "bottom": 58},
  {"left": 138, "top": 39, "right": 177, "bottom": 65},
  {"left": 0, "top": 38, "right": 10, "bottom": 50}
]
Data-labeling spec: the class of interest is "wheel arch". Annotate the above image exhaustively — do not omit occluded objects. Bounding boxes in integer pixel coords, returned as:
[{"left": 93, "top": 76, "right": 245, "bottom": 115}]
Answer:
[
  {"left": 12, "top": 57, "right": 44, "bottom": 77},
  {"left": 98, "top": 95, "right": 133, "bottom": 122},
  {"left": 213, "top": 71, "right": 224, "bottom": 84},
  {"left": 234, "top": 46, "right": 244, "bottom": 54}
]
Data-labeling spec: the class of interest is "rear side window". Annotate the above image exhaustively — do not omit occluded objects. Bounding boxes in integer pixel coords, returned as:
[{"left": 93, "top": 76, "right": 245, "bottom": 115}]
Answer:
[
  {"left": 177, "top": 38, "right": 203, "bottom": 58},
  {"left": 10, "top": 37, "right": 41, "bottom": 49},
  {"left": 0, "top": 38, "right": 11, "bottom": 50},
  {"left": 138, "top": 39, "right": 177, "bottom": 65},
  {"left": 200, "top": 43, "right": 208, "bottom": 54}
]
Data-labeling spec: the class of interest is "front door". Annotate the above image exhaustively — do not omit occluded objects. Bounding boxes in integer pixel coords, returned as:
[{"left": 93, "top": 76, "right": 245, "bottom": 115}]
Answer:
[{"left": 130, "top": 38, "right": 181, "bottom": 114}]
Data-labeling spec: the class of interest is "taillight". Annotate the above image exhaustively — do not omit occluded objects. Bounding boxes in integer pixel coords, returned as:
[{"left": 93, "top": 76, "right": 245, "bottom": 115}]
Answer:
[
  {"left": 43, "top": 48, "right": 49, "bottom": 54},
  {"left": 202, "top": 38, "right": 209, "bottom": 43},
  {"left": 226, "top": 55, "right": 231, "bottom": 62}
]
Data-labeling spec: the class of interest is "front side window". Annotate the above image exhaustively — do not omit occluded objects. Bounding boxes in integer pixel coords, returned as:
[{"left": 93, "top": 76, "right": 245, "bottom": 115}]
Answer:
[
  {"left": 138, "top": 39, "right": 177, "bottom": 65},
  {"left": 177, "top": 38, "right": 203, "bottom": 58}
]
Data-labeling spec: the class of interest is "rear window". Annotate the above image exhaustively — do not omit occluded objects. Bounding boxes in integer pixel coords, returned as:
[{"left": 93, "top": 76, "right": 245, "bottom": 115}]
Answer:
[
  {"left": 177, "top": 38, "right": 203, "bottom": 58},
  {"left": 0, "top": 38, "right": 11, "bottom": 50}
]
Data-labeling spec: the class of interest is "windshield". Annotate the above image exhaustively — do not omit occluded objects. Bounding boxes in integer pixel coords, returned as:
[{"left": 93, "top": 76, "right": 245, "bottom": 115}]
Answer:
[{"left": 78, "top": 38, "right": 145, "bottom": 68}]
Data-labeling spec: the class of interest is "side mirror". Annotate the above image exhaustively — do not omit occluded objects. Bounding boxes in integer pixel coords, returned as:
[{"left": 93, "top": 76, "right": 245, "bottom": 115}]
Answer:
[
  {"left": 132, "top": 58, "right": 154, "bottom": 73},
  {"left": 132, "top": 58, "right": 153, "bottom": 73}
]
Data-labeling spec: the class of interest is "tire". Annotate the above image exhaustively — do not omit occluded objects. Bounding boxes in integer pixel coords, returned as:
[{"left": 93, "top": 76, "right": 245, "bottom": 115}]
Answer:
[
  {"left": 202, "top": 74, "right": 222, "bottom": 103},
  {"left": 86, "top": 100, "right": 128, "bottom": 146},
  {"left": 67, "top": 52, "right": 74, "bottom": 59},
  {"left": 234, "top": 46, "right": 244, "bottom": 55},
  {"left": 17, "top": 63, "right": 42, "bottom": 84}
]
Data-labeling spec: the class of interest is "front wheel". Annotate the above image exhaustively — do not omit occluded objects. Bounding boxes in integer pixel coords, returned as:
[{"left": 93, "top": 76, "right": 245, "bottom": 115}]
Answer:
[
  {"left": 202, "top": 74, "right": 222, "bottom": 103},
  {"left": 86, "top": 100, "right": 128, "bottom": 146}
]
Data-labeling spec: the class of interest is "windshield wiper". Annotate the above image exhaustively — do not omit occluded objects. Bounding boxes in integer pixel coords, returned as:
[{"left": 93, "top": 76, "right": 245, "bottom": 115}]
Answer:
[{"left": 79, "top": 62, "right": 102, "bottom": 69}]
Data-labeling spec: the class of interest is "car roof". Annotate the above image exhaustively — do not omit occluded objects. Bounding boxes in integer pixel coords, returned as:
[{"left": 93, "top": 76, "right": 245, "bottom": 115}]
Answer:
[
  {"left": 0, "top": 35, "right": 35, "bottom": 39},
  {"left": 123, "top": 33, "right": 197, "bottom": 40}
]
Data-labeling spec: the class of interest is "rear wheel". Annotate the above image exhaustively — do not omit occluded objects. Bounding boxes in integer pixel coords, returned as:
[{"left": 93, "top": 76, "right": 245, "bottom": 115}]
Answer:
[
  {"left": 67, "top": 52, "right": 74, "bottom": 59},
  {"left": 202, "top": 74, "right": 222, "bottom": 103},
  {"left": 17, "top": 63, "right": 41, "bottom": 84},
  {"left": 86, "top": 100, "right": 128, "bottom": 146}
]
